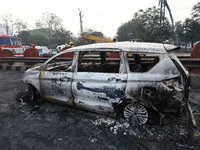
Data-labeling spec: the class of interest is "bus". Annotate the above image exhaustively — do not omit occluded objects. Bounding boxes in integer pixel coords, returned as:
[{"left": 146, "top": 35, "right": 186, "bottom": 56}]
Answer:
[{"left": 0, "top": 35, "right": 23, "bottom": 56}]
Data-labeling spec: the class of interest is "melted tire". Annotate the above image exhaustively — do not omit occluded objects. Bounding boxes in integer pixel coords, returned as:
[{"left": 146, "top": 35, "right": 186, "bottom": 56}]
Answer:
[{"left": 28, "top": 85, "right": 39, "bottom": 101}]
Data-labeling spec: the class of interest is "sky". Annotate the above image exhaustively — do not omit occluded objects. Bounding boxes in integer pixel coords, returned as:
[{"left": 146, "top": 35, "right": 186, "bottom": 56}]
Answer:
[{"left": 0, "top": 0, "right": 199, "bottom": 38}]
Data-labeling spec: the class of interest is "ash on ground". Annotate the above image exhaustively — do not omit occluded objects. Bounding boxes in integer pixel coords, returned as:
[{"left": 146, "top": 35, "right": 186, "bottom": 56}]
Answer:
[{"left": 0, "top": 71, "right": 200, "bottom": 150}]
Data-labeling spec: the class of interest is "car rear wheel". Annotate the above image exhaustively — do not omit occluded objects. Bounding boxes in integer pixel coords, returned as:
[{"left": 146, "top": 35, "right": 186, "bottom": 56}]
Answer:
[
  {"left": 28, "top": 85, "right": 39, "bottom": 101},
  {"left": 124, "top": 103, "right": 148, "bottom": 125}
]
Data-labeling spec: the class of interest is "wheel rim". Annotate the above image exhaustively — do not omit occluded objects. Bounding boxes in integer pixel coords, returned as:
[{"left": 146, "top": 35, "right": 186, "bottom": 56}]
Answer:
[{"left": 124, "top": 103, "right": 148, "bottom": 125}]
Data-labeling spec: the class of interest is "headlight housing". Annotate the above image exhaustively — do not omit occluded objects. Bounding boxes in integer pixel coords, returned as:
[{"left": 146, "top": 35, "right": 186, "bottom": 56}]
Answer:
[
  {"left": 162, "top": 79, "right": 175, "bottom": 90},
  {"left": 162, "top": 77, "right": 184, "bottom": 92}
]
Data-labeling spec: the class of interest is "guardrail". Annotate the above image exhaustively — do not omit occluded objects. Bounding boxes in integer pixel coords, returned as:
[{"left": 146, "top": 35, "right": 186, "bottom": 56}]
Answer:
[
  {"left": 0, "top": 56, "right": 199, "bottom": 68},
  {"left": 0, "top": 57, "right": 49, "bottom": 63},
  {"left": 178, "top": 58, "right": 200, "bottom": 68}
]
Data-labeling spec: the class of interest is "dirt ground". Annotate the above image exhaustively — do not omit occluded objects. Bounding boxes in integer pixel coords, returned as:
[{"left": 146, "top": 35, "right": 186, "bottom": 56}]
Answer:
[{"left": 0, "top": 70, "right": 200, "bottom": 150}]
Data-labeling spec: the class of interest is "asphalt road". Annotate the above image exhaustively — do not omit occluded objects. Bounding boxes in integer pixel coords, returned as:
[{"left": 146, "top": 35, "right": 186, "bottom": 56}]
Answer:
[{"left": 0, "top": 71, "right": 200, "bottom": 150}]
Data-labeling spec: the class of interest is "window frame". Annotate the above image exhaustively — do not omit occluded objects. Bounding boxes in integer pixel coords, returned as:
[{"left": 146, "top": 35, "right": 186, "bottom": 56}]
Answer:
[
  {"left": 76, "top": 49, "right": 126, "bottom": 74},
  {"left": 42, "top": 52, "right": 76, "bottom": 72},
  {"left": 125, "top": 52, "right": 161, "bottom": 73}
]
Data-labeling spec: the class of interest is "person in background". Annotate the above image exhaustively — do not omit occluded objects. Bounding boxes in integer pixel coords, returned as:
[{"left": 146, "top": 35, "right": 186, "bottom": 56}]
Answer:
[
  {"left": 69, "top": 42, "right": 74, "bottom": 48},
  {"left": 61, "top": 43, "right": 73, "bottom": 51},
  {"left": 32, "top": 44, "right": 36, "bottom": 49},
  {"left": 57, "top": 46, "right": 62, "bottom": 53},
  {"left": 65, "top": 43, "right": 69, "bottom": 47}
]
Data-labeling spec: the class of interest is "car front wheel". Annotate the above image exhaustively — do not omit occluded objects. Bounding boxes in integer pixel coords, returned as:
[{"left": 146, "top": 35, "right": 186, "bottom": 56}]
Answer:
[{"left": 28, "top": 85, "right": 39, "bottom": 101}]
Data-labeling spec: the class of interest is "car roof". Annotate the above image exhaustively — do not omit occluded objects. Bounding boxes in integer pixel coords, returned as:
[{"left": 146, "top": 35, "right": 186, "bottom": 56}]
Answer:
[
  {"left": 65, "top": 42, "right": 178, "bottom": 54},
  {"left": 46, "top": 42, "right": 177, "bottom": 65}
]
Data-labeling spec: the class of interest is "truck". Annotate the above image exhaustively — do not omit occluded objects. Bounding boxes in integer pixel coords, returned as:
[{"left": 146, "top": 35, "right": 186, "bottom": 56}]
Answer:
[{"left": 0, "top": 35, "right": 23, "bottom": 56}]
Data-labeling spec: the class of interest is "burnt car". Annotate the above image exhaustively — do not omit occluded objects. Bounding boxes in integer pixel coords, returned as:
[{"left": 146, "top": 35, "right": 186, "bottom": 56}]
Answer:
[{"left": 23, "top": 42, "right": 192, "bottom": 125}]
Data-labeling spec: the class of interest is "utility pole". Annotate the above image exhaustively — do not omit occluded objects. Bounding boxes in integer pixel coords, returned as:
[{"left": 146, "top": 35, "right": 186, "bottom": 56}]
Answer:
[
  {"left": 159, "top": 0, "right": 165, "bottom": 29},
  {"left": 78, "top": 8, "right": 83, "bottom": 35},
  {"left": 159, "top": 0, "right": 174, "bottom": 28},
  {"left": 159, "top": 0, "right": 175, "bottom": 41}
]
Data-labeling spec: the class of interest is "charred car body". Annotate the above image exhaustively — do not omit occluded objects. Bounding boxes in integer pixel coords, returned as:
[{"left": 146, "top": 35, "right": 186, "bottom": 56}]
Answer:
[{"left": 23, "top": 42, "right": 193, "bottom": 125}]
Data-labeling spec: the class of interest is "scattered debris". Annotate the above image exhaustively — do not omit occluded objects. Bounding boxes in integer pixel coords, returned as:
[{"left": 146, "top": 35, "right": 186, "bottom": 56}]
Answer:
[
  {"left": 176, "top": 143, "right": 195, "bottom": 149},
  {"left": 89, "top": 137, "right": 97, "bottom": 143}
]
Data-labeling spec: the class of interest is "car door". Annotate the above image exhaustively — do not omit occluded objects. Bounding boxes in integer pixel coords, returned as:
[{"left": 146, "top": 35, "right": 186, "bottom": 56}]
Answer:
[
  {"left": 39, "top": 52, "right": 76, "bottom": 104},
  {"left": 72, "top": 50, "right": 127, "bottom": 114}
]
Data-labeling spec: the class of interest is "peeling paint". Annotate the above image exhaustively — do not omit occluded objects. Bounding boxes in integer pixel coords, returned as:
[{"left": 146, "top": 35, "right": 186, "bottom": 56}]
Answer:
[{"left": 77, "top": 82, "right": 123, "bottom": 100}]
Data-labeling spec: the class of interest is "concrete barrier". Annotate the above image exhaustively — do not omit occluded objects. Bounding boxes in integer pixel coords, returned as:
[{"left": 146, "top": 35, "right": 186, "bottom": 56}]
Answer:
[{"left": 0, "top": 63, "right": 31, "bottom": 72}]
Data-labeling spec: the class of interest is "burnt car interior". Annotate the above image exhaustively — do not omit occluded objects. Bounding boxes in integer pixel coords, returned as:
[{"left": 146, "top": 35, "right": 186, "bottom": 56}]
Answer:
[
  {"left": 44, "top": 51, "right": 160, "bottom": 74},
  {"left": 127, "top": 53, "right": 160, "bottom": 72},
  {"left": 45, "top": 53, "right": 74, "bottom": 72},
  {"left": 78, "top": 51, "right": 120, "bottom": 73},
  {"left": 46, "top": 61, "right": 72, "bottom": 72}
]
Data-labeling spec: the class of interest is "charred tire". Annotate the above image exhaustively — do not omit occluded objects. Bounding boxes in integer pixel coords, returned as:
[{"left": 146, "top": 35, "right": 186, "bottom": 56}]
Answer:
[
  {"left": 28, "top": 85, "right": 40, "bottom": 101},
  {"left": 124, "top": 103, "right": 148, "bottom": 125}
]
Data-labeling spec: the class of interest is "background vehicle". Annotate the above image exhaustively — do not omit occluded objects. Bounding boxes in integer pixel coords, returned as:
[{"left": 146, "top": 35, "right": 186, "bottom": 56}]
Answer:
[
  {"left": 51, "top": 49, "right": 57, "bottom": 55},
  {"left": 81, "top": 35, "right": 115, "bottom": 43},
  {"left": 0, "top": 35, "right": 23, "bottom": 56},
  {"left": 23, "top": 45, "right": 31, "bottom": 51},
  {"left": 35, "top": 46, "right": 50, "bottom": 57}
]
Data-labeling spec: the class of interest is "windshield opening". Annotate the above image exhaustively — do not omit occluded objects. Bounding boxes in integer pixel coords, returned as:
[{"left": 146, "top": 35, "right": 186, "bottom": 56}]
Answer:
[
  {"left": 11, "top": 38, "right": 22, "bottom": 46},
  {"left": 0, "top": 37, "right": 22, "bottom": 46},
  {"left": 0, "top": 37, "right": 11, "bottom": 46}
]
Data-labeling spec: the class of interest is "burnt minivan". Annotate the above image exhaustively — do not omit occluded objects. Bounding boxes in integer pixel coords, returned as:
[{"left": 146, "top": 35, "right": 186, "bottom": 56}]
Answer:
[{"left": 23, "top": 42, "right": 191, "bottom": 125}]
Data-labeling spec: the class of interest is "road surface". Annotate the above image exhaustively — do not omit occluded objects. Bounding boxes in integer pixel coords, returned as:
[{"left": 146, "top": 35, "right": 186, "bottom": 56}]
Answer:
[{"left": 0, "top": 71, "right": 200, "bottom": 150}]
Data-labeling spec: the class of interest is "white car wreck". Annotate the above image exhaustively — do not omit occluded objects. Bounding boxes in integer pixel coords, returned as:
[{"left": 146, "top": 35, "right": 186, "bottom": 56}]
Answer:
[{"left": 23, "top": 42, "right": 194, "bottom": 126}]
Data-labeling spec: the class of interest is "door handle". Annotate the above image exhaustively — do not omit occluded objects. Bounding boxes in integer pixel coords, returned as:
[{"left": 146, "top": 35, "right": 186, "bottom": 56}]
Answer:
[
  {"left": 108, "top": 77, "right": 121, "bottom": 82},
  {"left": 60, "top": 76, "right": 71, "bottom": 81}
]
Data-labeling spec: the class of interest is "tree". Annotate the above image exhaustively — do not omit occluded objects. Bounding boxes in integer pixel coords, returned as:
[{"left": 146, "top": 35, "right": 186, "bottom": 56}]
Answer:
[
  {"left": 191, "top": 2, "right": 200, "bottom": 22},
  {"left": 35, "top": 12, "right": 63, "bottom": 39},
  {"left": 117, "top": 22, "right": 132, "bottom": 41},
  {"left": 18, "top": 31, "right": 31, "bottom": 45},
  {"left": 117, "top": 6, "right": 173, "bottom": 43},
  {"left": 1, "top": 14, "right": 27, "bottom": 36},
  {"left": 183, "top": 18, "right": 200, "bottom": 47},
  {"left": 1, "top": 14, "right": 14, "bottom": 35},
  {"left": 34, "top": 12, "right": 76, "bottom": 48},
  {"left": 51, "top": 27, "right": 73, "bottom": 48},
  {"left": 174, "top": 21, "right": 184, "bottom": 44},
  {"left": 191, "top": 2, "right": 200, "bottom": 42},
  {"left": 14, "top": 19, "right": 27, "bottom": 34},
  {"left": 18, "top": 30, "right": 48, "bottom": 46},
  {"left": 31, "top": 32, "right": 49, "bottom": 46}
]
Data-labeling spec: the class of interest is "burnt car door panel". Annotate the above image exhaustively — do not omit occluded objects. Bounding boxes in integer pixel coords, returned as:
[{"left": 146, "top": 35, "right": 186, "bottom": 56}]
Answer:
[
  {"left": 72, "top": 51, "right": 128, "bottom": 114},
  {"left": 40, "top": 71, "right": 73, "bottom": 103},
  {"left": 125, "top": 53, "right": 183, "bottom": 107},
  {"left": 39, "top": 53, "right": 75, "bottom": 103},
  {"left": 72, "top": 73, "right": 127, "bottom": 113}
]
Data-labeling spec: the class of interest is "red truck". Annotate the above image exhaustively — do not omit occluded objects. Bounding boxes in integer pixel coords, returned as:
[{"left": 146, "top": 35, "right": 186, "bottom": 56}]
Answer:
[{"left": 0, "top": 35, "right": 23, "bottom": 56}]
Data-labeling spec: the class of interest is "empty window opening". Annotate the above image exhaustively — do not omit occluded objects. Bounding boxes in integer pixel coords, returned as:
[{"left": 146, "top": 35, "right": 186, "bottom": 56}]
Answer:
[
  {"left": 127, "top": 53, "right": 160, "bottom": 72},
  {"left": 78, "top": 51, "right": 120, "bottom": 73},
  {"left": 45, "top": 53, "right": 74, "bottom": 72}
]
